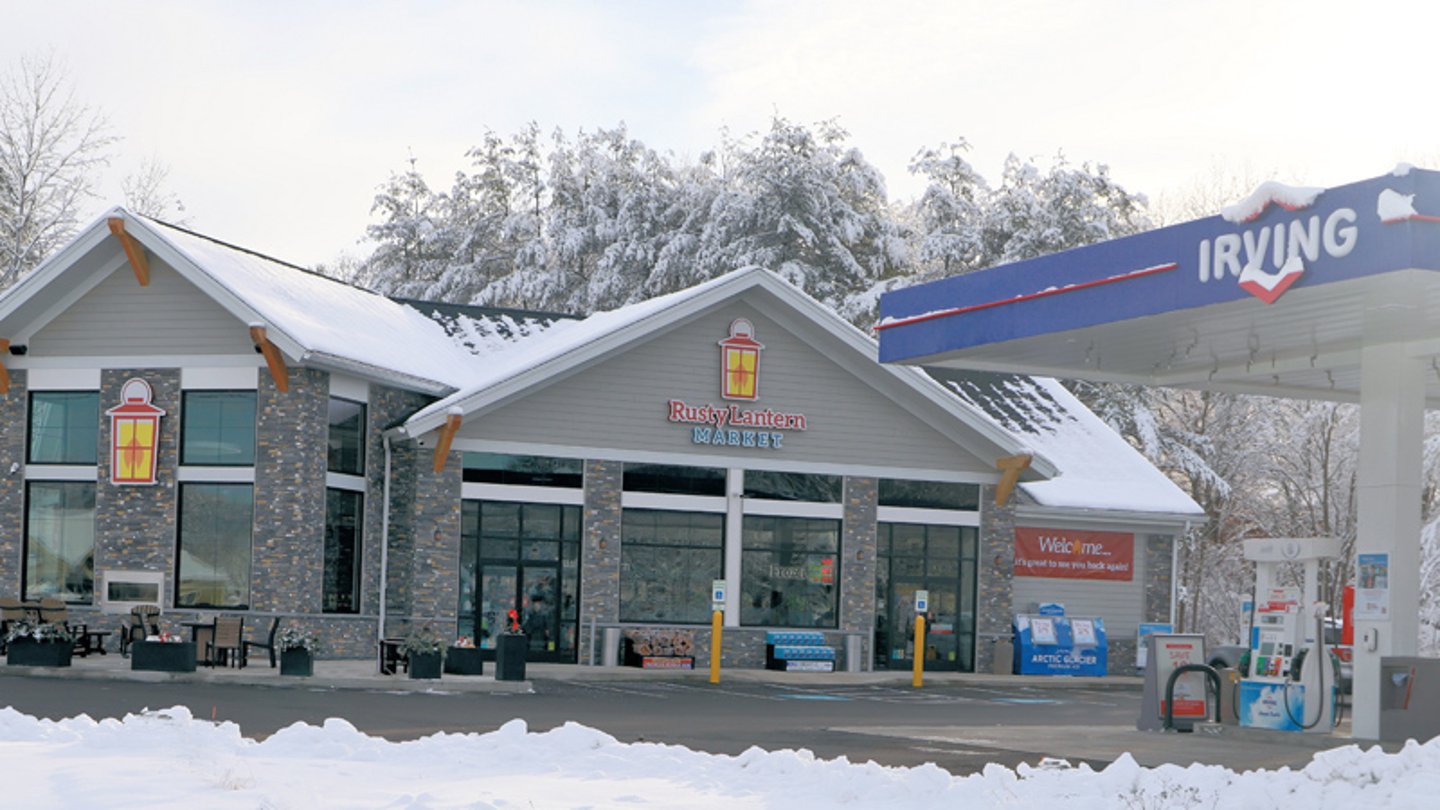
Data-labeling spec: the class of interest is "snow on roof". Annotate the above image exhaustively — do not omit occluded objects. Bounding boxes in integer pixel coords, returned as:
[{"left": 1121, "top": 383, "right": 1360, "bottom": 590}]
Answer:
[
  {"left": 1219, "top": 180, "right": 1325, "bottom": 223},
  {"left": 395, "top": 299, "right": 577, "bottom": 356},
  {"left": 935, "top": 370, "right": 1203, "bottom": 516},
  {"left": 142, "top": 218, "right": 492, "bottom": 391}
]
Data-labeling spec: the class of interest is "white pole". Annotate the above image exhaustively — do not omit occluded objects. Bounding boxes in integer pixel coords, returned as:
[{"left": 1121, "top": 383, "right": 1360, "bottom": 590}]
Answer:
[
  {"left": 1351, "top": 342, "right": 1424, "bottom": 739},
  {"left": 377, "top": 434, "right": 393, "bottom": 670}
]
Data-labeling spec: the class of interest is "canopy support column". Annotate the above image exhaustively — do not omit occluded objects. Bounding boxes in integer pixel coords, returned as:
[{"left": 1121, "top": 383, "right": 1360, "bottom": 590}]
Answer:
[{"left": 1351, "top": 342, "right": 1424, "bottom": 739}]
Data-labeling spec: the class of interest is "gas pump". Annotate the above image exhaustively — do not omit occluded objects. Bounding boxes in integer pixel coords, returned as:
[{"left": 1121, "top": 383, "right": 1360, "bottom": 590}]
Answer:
[{"left": 1237, "top": 537, "right": 1340, "bottom": 733}]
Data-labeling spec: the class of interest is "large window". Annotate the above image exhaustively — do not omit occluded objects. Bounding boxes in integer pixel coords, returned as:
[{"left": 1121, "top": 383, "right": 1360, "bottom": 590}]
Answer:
[
  {"left": 24, "top": 481, "right": 95, "bottom": 603},
  {"left": 28, "top": 391, "right": 99, "bottom": 464},
  {"left": 181, "top": 391, "right": 256, "bottom": 466},
  {"left": 463, "top": 453, "right": 583, "bottom": 487},
  {"left": 327, "top": 398, "right": 366, "bottom": 475},
  {"left": 878, "top": 479, "right": 980, "bottom": 511},
  {"left": 176, "top": 483, "right": 253, "bottom": 608},
  {"left": 620, "top": 510, "right": 724, "bottom": 624},
  {"left": 740, "top": 516, "right": 840, "bottom": 628},
  {"left": 744, "top": 470, "right": 842, "bottom": 502},
  {"left": 323, "top": 488, "right": 362, "bottom": 613},
  {"left": 622, "top": 463, "right": 726, "bottom": 496}
]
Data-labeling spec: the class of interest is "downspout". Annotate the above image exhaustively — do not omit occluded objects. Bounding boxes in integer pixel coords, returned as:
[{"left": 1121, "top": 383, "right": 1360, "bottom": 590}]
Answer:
[{"left": 378, "top": 433, "right": 393, "bottom": 659}]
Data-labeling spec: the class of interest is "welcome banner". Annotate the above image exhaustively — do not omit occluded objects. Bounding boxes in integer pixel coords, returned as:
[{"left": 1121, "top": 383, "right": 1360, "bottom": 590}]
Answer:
[{"left": 1014, "top": 528, "right": 1134, "bottom": 581}]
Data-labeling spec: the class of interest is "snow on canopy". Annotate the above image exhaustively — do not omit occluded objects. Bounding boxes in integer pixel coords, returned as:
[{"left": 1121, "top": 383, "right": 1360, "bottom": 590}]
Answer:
[
  {"left": 145, "top": 218, "right": 550, "bottom": 390},
  {"left": 935, "top": 370, "right": 1203, "bottom": 516},
  {"left": 1219, "top": 180, "right": 1325, "bottom": 224}
]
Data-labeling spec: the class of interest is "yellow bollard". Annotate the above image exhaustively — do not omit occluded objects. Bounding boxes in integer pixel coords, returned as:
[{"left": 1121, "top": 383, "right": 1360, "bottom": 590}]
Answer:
[
  {"left": 912, "top": 614, "right": 925, "bottom": 688},
  {"left": 709, "top": 609, "right": 723, "bottom": 684}
]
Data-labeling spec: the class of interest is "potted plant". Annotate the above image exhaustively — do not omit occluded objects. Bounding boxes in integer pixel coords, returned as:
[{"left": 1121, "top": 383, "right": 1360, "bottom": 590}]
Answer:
[
  {"left": 131, "top": 631, "right": 197, "bottom": 673},
  {"left": 404, "top": 626, "right": 445, "bottom": 680},
  {"left": 444, "top": 634, "right": 484, "bottom": 676},
  {"left": 5, "top": 621, "right": 74, "bottom": 667},
  {"left": 278, "top": 627, "right": 319, "bottom": 677}
]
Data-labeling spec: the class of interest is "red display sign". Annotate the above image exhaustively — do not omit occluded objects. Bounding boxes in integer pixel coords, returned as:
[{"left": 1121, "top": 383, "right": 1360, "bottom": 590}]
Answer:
[{"left": 1014, "top": 528, "right": 1134, "bottom": 581}]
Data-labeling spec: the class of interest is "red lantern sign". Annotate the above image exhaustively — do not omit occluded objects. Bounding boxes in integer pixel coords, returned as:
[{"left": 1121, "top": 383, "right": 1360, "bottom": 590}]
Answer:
[
  {"left": 718, "top": 318, "right": 764, "bottom": 401},
  {"left": 106, "top": 378, "right": 165, "bottom": 486}
]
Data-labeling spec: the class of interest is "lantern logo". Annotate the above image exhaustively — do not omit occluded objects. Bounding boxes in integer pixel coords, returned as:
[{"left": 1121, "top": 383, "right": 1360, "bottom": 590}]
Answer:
[
  {"left": 106, "top": 378, "right": 165, "bottom": 486},
  {"left": 718, "top": 318, "right": 764, "bottom": 401}
]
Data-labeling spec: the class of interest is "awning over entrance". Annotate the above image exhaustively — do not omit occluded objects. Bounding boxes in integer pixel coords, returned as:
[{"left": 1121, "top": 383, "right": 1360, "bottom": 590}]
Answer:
[
  {"left": 877, "top": 167, "right": 1440, "bottom": 741},
  {"left": 877, "top": 168, "right": 1440, "bottom": 404}
]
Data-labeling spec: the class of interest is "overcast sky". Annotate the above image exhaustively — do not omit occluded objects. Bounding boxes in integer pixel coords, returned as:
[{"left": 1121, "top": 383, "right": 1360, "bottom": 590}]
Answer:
[{"left": 6, "top": 1, "right": 1439, "bottom": 269}]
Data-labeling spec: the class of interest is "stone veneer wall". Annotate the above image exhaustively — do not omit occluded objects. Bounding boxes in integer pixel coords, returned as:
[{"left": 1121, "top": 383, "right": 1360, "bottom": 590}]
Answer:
[
  {"left": 577, "top": 460, "right": 622, "bottom": 664},
  {"left": 383, "top": 436, "right": 462, "bottom": 641},
  {"left": 95, "top": 369, "right": 182, "bottom": 607},
  {"left": 0, "top": 369, "right": 26, "bottom": 598},
  {"left": 366, "top": 387, "right": 432, "bottom": 644},
  {"left": 839, "top": 476, "right": 878, "bottom": 667},
  {"left": 251, "top": 367, "right": 327, "bottom": 613},
  {"left": 975, "top": 485, "right": 1016, "bottom": 674}
]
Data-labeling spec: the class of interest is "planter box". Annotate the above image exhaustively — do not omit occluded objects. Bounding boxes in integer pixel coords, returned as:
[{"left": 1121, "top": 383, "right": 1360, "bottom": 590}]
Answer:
[
  {"left": 6, "top": 639, "right": 73, "bottom": 668},
  {"left": 444, "top": 646, "right": 484, "bottom": 676},
  {"left": 495, "top": 633, "right": 527, "bottom": 681},
  {"left": 279, "top": 648, "right": 314, "bottom": 677},
  {"left": 408, "top": 651, "right": 443, "bottom": 680},
  {"left": 131, "top": 641, "right": 196, "bottom": 673}
]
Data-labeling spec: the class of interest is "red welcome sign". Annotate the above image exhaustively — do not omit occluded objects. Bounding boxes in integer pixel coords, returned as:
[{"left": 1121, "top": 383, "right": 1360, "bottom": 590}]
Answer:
[{"left": 1014, "top": 528, "right": 1134, "bottom": 581}]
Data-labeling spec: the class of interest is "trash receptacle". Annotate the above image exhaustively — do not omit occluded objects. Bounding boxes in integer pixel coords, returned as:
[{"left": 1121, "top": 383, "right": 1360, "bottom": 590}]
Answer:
[
  {"left": 991, "top": 638, "right": 1014, "bottom": 675},
  {"left": 496, "top": 633, "right": 527, "bottom": 681},
  {"left": 845, "top": 635, "right": 863, "bottom": 672},
  {"left": 602, "top": 627, "right": 621, "bottom": 667}
]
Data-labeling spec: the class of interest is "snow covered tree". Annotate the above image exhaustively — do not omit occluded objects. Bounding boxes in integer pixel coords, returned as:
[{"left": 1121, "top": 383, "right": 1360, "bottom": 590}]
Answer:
[
  {"left": 907, "top": 137, "right": 986, "bottom": 279},
  {"left": 355, "top": 156, "right": 449, "bottom": 296},
  {"left": 122, "top": 156, "right": 187, "bottom": 223},
  {"left": 0, "top": 54, "right": 116, "bottom": 287},
  {"left": 978, "top": 152, "right": 1150, "bottom": 265}
]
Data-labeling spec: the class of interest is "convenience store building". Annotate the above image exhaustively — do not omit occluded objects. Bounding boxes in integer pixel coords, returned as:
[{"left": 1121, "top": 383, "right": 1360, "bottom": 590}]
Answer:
[{"left": 0, "top": 209, "right": 1201, "bottom": 673}]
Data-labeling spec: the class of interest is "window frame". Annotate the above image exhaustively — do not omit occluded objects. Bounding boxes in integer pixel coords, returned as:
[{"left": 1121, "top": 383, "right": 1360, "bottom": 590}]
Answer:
[
  {"left": 22, "top": 480, "right": 97, "bottom": 604},
  {"left": 179, "top": 390, "right": 257, "bottom": 467},
  {"left": 619, "top": 508, "right": 726, "bottom": 625},
  {"left": 322, "top": 487, "right": 363, "bottom": 614},
  {"left": 27, "top": 390, "right": 100, "bottom": 466},
  {"left": 175, "top": 481, "right": 255, "bottom": 610},
  {"left": 326, "top": 397, "right": 367, "bottom": 476}
]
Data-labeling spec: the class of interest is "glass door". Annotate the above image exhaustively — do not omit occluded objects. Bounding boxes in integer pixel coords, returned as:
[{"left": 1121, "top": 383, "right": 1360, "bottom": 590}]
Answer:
[
  {"left": 876, "top": 523, "right": 977, "bottom": 672},
  {"left": 460, "top": 500, "right": 581, "bottom": 663}
]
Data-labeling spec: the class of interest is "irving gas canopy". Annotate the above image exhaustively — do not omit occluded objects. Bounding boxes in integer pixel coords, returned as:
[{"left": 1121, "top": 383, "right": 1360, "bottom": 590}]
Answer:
[
  {"left": 877, "top": 167, "right": 1440, "bottom": 404},
  {"left": 877, "top": 167, "right": 1440, "bottom": 741}
]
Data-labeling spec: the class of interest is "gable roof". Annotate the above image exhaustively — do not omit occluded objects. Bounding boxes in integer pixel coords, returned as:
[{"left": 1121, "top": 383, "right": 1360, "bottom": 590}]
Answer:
[
  {"left": 0, "top": 208, "right": 539, "bottom": 394},
  {"left": 932, "top": 369, "right": 1203, "bottom": 517},
  {"left": 393, "top": 265, "right": 1059, "bottom": 481}
]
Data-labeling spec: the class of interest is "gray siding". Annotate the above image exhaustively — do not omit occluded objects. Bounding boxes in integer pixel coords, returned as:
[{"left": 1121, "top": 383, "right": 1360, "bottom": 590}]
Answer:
[
  {"left": 1010, "top": 534, "right": 1146, "bottom": 636},
  {"left": 31, "top": 261, "right": 252, "bottom": 357},
  {"left": 464, "top": 303, "right": 994, "bottom": 476}
]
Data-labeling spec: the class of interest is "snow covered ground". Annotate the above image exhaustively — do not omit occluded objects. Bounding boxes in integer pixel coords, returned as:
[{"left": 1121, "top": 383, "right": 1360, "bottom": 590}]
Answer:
[{"left": 1, "top": 706, "right": 1439, "bottom": 808}]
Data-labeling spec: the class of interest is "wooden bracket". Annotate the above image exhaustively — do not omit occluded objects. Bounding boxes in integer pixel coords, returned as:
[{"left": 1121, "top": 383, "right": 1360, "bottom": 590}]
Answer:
[
  {"left": 432, "top": 411, "right": 463, "bottom": 473},
  {"left": 0, "top": 338, "right": 9, "bottom": 394},
  {"left": 994, "top": 453, "right": 1033, "bottom": 506},
  {"left": 248, "top": 325, "right": 290, "bottom": 393},
  {"left": 108, "top": 217, "right": 150, "bottom": 286}
]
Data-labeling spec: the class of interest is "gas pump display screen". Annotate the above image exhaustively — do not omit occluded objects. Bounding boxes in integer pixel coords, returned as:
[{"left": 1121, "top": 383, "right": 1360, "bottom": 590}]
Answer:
[{"left": 1260, "top": 641, "right": 1275, "bottom": 656}]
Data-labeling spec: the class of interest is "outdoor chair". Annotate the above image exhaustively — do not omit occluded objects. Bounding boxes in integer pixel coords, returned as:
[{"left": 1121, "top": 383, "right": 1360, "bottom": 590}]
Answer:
[
  {"left": 207, "top": 616, "right": 244, "bottom": 668},
  {"left": 242, "top": 617, "right": 281, "bottom": 669},
  {"left": 38, "top": 597, "right": 87, "bottom": 648},
  {"left": 118, "top": 605, "right": 164, "bottom": 657}
]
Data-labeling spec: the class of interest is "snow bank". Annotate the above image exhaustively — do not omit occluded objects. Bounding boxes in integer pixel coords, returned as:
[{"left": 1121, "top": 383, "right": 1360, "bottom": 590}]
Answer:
[{"left": 2, "top": 706, "right": 1439, "bottom": 808}]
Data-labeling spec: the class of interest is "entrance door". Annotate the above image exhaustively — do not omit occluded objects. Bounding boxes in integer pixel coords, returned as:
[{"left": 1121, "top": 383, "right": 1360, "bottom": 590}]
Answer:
[
  {"left": 461, "top": 501, "right": 581, "bottom": 663},
  {"left": 889, "top": 578, "right": 960, "bottom": 668},
  {"left": 875, "top": 523, "right": 977, "bottom": 672}
]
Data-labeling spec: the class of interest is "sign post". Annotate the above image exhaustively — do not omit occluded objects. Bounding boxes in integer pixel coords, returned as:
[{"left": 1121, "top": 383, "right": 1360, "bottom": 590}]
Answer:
[
  {"left": 710, "top": 580, "right": 726, "bottom": 684},
  {"left": 913, "top": 590, "right": 928, "bottom": 688}
]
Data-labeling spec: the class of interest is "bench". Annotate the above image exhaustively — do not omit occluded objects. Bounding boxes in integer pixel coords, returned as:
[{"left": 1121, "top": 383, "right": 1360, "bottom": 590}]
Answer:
[{"left": 765, "top": 631, "right": 836, "bottom": 672}]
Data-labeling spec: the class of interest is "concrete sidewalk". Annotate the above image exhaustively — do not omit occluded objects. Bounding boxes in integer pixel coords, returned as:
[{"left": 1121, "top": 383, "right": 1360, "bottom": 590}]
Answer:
[{"left": 0, "top": 651, "right": 1140, "bottom": 693}]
